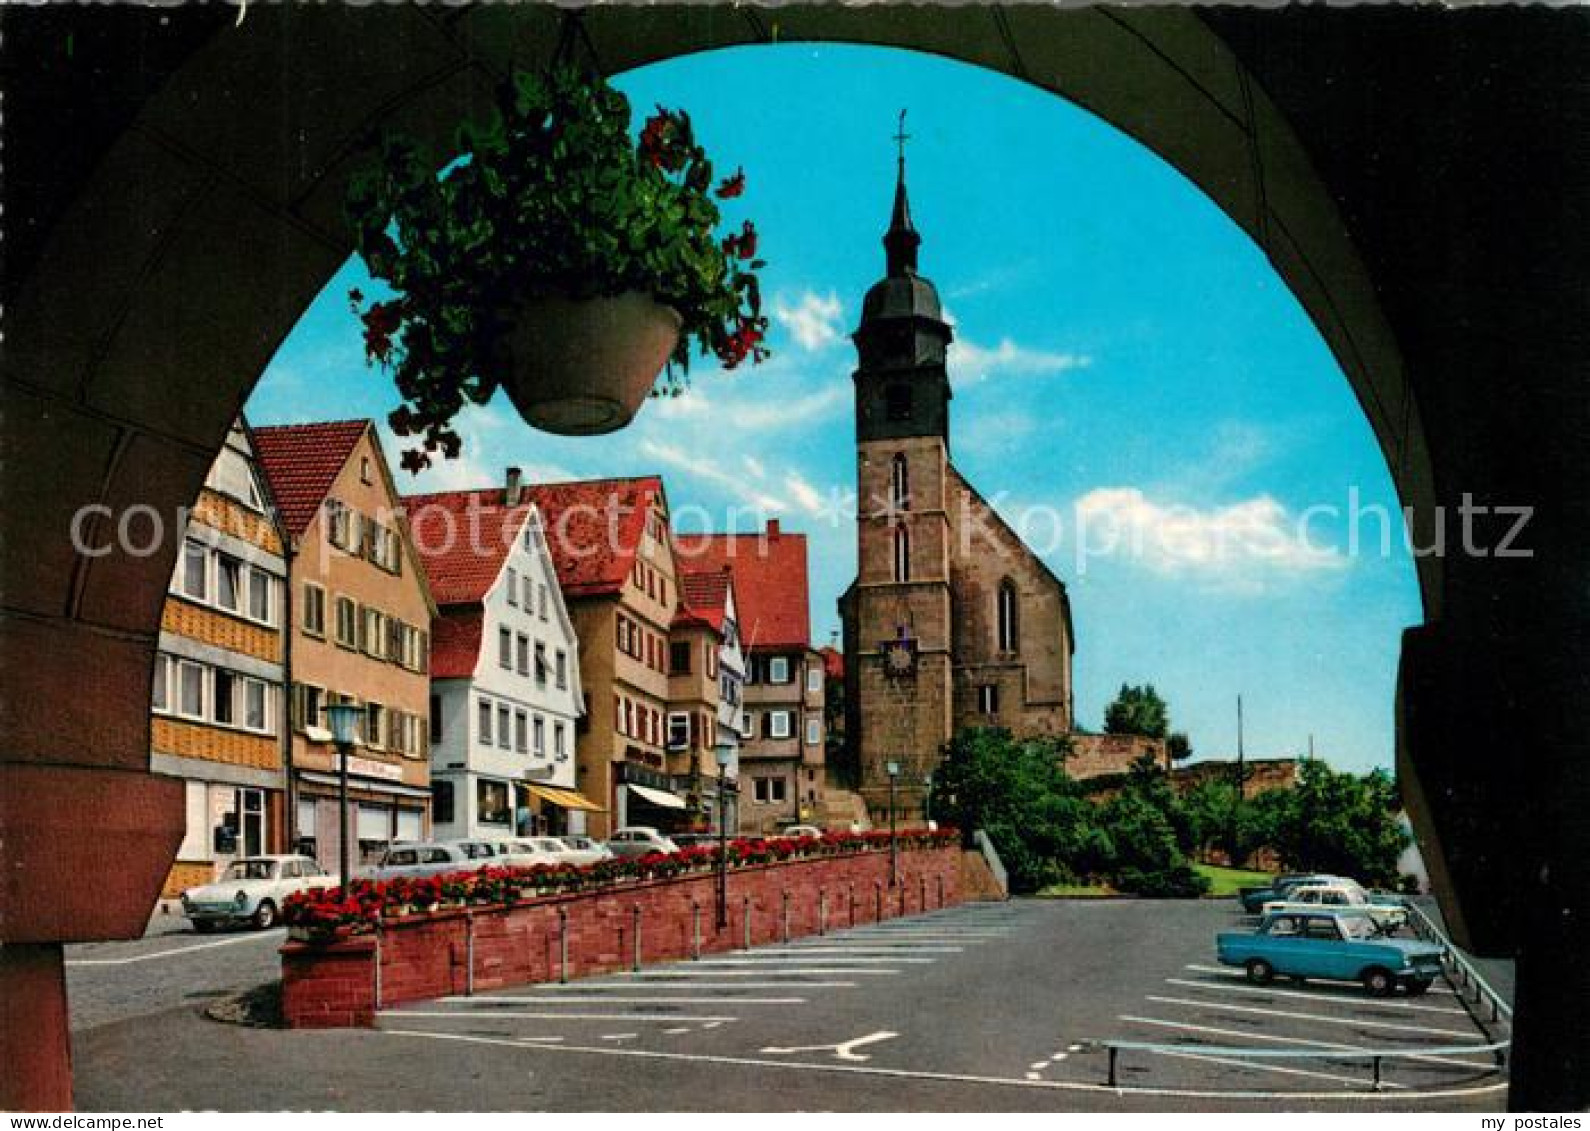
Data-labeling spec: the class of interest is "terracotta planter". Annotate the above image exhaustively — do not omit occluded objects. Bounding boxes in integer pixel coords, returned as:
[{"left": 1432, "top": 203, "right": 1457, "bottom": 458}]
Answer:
[{"left": 499, "top": 291, "right": 683, "bottom": 436}]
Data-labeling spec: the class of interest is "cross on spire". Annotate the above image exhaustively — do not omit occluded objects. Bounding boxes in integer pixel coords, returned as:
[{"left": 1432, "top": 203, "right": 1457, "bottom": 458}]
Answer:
[{"left": 885, "top": 109, "right": 920, "bottom": 276}]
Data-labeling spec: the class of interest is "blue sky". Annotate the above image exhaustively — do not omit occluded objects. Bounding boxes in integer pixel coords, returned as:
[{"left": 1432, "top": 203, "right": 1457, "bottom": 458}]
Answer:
[{"left": 247, "top": 45, "right": 1423, "bottom": 774}]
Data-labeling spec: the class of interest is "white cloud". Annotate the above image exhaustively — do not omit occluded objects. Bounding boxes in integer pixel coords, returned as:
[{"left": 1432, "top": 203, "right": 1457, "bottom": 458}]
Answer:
[
  {"left": 1069, "top": 487, "right": 1345, "bottom": 592},
  {"left": 743, "top": 454, "right": 767, "bottom": 479},
  {"left": 651, "top": 373, "right": 847, "bottom": 433},
  {"left": 958, "top": 408, "right": 1044, "bottom": 455},
  {"left": 949, "top": 335, "right": 1092, "bottom": 385},
  {"left": 784, "top": 471, "right": 826, "bottom": 517},
  {"left": 639, "top": 439, "right": 788, "bottom": 514},
  {"left": 773, "top": 290, "right": 845, "bottom": 352}
]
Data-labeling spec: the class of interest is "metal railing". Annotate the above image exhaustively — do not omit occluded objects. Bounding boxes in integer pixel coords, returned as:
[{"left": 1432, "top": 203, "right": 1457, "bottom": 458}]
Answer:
[
  {"left": 1087, "top": 902, "right": 1513, "bottom": 1092},
  {"left": 1091, "top": 1036, "right": 1511, "bottom": 1091},
  {"left": 1404, "top": 900, "right": 1513, "bottom": 1026}
]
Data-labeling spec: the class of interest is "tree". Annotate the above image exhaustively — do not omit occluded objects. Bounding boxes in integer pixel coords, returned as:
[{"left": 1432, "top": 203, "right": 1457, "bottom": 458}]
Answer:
[
  {"left": 1104, "top": 683, "right": 1169, "bottom": 739},
  {"left": 930, "top": 728, "right": 1094, "bottom": 893},
  {"left": 1167, "top": 732, "right": 1193, "bottom": 763},
  {"left": 1266, "top": 762, "right": 1410, "bottom": 887}
]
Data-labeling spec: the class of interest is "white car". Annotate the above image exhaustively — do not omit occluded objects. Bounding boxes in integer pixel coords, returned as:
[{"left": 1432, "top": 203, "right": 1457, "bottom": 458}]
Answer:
[
  {"left": 1262, "top": 881, "right": 1408, "bottom": 931},
  {"left": 778, "top": 824, "right": 825, "bottom": 839},
  {"left": 606, "top": 826, "right": 679, "bottom": 858},
  {"left": 516, "top": 836, "right": 609, "bottom": 867},
  {"left": 559, "top": 835, "right": 615, "bottom": 864},
  {"left": 487, "top": 838, "right": 566, "bottom": 867},
  {"left": 181, "top": 854, "right": 335, "bottom": 932},
  {"left": 363, "top": 841, "right": 476, "bottom": 880}
]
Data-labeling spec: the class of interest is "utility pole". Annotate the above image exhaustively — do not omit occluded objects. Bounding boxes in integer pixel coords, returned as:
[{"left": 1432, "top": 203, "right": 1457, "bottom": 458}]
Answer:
[
  {"left": 1228, "top": 694, "right": 1245, "bottom": 864},
  {"left": 1236, "top": 694, "right": 1246, "bottom": 800}
]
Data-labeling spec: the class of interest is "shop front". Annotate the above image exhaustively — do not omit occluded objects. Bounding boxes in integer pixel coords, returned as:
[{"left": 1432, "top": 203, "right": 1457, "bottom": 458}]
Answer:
[{"left": 293, "top": 762, "right": 429, "bottom": 871}]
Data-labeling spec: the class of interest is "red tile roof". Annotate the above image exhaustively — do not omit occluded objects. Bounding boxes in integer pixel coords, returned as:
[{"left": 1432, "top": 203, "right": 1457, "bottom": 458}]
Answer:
[
  {"left": 430, "top": 607, "right": 484, "bottom": 680},
  {"left": 679, "top": 566, "right": 733, "bottom": 633},
  {"left": 525, "top": 477, "right": 664, "bottom": 599},
  {"left": 252, "top": 420, "right": 370, "bottom": 537},
  {"left": 675, "top": 521, "right": 811, "bottom": 651},
  {"left": 403, "top": 487, "right": 531, "bottom": 607},
  {"left": 819, "top": 645, "right": 844, "bottom": 680}
]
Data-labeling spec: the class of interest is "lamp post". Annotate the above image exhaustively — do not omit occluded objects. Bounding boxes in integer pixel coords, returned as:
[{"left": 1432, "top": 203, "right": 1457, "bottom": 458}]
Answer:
[
  {"left": 326, "top": 702, "right": 362, "bottom": 888},
  {"left": 715, "top": 744, "right": 732, "bottom": 929},
  {"left": 885, "top": 759, "right": 900, "bottom": 887}
]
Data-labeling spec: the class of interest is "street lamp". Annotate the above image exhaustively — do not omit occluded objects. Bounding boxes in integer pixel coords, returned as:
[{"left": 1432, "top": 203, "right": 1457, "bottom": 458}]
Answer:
[
  {"left": 715, "top": 745, "right": 733, "bottom": 929},
  {"left": 326, "top": 702, "right": 362, "bottom": 887},
  {"left": 885, "top": 759, "right": 900, "bottom": 887}
]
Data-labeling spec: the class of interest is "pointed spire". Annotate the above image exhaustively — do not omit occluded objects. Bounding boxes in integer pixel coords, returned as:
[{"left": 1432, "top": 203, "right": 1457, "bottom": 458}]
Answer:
[{"left": 884, "top": 109, "right": 921, "bottom": 277}]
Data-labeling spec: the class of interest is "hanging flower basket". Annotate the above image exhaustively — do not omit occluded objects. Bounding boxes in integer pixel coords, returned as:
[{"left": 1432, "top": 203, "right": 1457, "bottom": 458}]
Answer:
[
  {"left": 346, "top": 65, "right": 769, "bottom": 471},
  {"left": 499, "top": 292, "right": 683, "bottom": 435}
]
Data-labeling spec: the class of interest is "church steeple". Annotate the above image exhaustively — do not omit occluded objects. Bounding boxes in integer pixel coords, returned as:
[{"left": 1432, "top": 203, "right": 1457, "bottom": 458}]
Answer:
[
  {"left": 884, "top": 111, "right": 921, "bottom": 277},
  {"left": 852, "top": 110, "right": 954, "bottom": 447}
]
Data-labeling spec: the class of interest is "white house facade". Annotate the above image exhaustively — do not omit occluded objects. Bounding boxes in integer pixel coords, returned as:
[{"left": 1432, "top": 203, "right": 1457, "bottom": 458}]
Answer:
[{"left": 410, "top": 483, "right": 590, "bottom": 840}]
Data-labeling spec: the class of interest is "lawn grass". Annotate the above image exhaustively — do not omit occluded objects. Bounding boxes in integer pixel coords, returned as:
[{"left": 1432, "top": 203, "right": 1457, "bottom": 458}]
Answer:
[
  {"left": 1193, "top": 862, "right": 1273, "bottom": 897},
  {"left": 1034, "top": 881, "right": 1117, "bottom": 898}
]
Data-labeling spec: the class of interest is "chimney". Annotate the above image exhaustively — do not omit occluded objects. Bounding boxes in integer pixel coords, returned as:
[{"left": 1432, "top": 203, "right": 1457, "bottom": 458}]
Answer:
[
  {"left": 505, "top": 466, "right": 523, "bottom": 507},
  {"left": 766, "top": 518, "right": 781, "bottom": 539}
]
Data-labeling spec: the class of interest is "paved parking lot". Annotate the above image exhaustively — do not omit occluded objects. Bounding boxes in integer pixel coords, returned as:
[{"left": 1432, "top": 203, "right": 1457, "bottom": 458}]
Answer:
[{"left": 74, "top": 898, "right": 1511, "bottom": 1111}]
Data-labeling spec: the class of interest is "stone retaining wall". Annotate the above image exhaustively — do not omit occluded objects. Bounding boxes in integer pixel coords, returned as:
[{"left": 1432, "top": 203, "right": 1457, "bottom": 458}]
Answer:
[{"left": 282, "top": 844, "right": 960, "bottom": 1028}]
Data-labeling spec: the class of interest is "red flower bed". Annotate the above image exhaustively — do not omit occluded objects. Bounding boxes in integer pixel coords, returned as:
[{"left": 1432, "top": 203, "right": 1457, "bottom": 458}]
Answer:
[{"left": 283, "top": 828, "right": 958, "bottom": 937}]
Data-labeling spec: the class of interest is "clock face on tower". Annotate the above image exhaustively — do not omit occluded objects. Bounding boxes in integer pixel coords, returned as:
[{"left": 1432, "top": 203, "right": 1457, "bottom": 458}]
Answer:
[{"left": 882, "top": 638, "right": 917, "bottom": 676}]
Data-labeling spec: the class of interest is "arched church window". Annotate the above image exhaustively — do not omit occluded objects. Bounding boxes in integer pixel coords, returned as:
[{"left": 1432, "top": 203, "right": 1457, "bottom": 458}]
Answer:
[
  {"left": 893, "top": 524, "right": 911, "bottom": 583},
  {"left": 890, "top": 454, "right": 910, "bottom": 511},
  {"left": 997, "top": 579, "right": 1019, "bottom": 652}
]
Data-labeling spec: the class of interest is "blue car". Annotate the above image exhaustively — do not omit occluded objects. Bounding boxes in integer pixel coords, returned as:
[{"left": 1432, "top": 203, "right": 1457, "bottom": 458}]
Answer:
[{"left": 1217, "top": 910, "right": 1446, "bottom": 997}]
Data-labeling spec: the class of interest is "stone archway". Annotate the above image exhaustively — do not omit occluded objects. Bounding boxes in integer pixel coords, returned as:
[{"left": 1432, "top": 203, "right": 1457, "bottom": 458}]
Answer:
[{"left": 5, "top": 5, "right": 1586, "bottom": 1111}]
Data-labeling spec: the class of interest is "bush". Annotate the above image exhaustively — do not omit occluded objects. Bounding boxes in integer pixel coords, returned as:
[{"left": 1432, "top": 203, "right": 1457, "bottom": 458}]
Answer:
[{"left": 1116, "top": 863, "right": 1210, "bottom": 899}]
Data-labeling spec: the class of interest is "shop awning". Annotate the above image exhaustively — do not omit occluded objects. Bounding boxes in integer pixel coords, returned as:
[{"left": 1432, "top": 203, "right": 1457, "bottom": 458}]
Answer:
[
  {"left": 524, "top": 783, "right": 605, "bottom": 813},
  {"left": 626, "top": 782, "right": 687, "bottom": 810},
  {"left": 297, "top": 771, "right": 432, "bottom": 801}
]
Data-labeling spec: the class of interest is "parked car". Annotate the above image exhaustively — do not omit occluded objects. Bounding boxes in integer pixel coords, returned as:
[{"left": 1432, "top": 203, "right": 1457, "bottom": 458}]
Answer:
[
  {"left": 180, "top": 854, "right": 336, "bottom": 932},
  {"left": 1261, "top": 882, "right": 1409, "bottom": 931},
  {"left": 363, "top": 841, "right": 476, "bottom": 880},
  {"left": 778, "top": 824, "right": 825, "bottom": 839},
  {"left": 606, "top": 826, "right": 680, "bottom": 858},
  {"left": 481, "top": 838, "right": 564, "bottom": 868},
  {"left": 510, "top": 836, "right": 604, "bottom": 867},
  {"left": 671, "top": 832, "right": 721, "bottom": 849},
  {"left": 559, "top": 835, "right": 614, "bottom": 864},
  {"left": 1217, "top": 910, "right": 1445, "bottom": 996},
  {"left": 1238, "top": 873, "right": 1341, "bottom": 913}
]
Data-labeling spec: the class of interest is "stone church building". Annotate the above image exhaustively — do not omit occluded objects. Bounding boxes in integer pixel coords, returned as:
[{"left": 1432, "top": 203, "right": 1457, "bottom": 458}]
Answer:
[{"left": 839, "top": 149, "right": 1076, "bottom": 824}]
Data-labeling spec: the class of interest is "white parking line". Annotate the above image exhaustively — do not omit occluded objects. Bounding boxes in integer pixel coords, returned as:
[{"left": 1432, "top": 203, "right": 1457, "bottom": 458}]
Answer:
[
  {"left": 381, "top": 1027, "right": 1510, "bottom": 1102},
  {"left": 546, "top": 981, "right": 857, "bottom": 990},
  {"left": 624, "top": 968, "right": 901, "bottom": 978},
  {"left": 439, "top": 995, "right": 808, "bottom": 1006},
  {"left": 1163, "top": 977, "right": 1471, "bottom": 1016},
  {"left": 384, "top": 1011, "right": 738, "bottom": 1023},
  {"left": 64, "top": 932, "right": 280, "bottom": 966},
  {"left": 1144, "top": 995, "right": 1476, "bottom": 1039},
  {"left": 741, "top": 947, "right": 960, "bottom": 955},
  {"left": 1119, "top": 1015, "right": 1497, "bottom": 1071},
  {"left": 688, "top": 956, "right": 932, "bottom": 966},
  {"left": 1184, "top": 963, "right": 1462, "bottom": 998}
]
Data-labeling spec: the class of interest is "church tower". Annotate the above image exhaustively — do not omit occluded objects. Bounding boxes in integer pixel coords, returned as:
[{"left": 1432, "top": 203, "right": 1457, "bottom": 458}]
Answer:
[{"left": 845, "top": 115, "right": 957, "bottom": 823}]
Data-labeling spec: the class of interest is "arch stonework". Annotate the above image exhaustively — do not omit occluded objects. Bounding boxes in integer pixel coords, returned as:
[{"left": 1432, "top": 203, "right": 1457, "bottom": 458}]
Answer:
[{"left": 4, "top": 5, "right": 1586, "bottom": 1111}]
